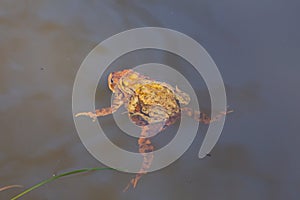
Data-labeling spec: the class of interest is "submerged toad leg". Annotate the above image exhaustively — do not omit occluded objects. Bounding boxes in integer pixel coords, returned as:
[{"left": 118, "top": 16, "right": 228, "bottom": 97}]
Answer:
[
  {"left": 124, "top": 123, "right": 164, "bottom": 191},
  {"left": 75, "top": 92, "right": 124, "bottom": 121},
  {"left": 181, "top": 107, "right": 233, "bottom": 124}
]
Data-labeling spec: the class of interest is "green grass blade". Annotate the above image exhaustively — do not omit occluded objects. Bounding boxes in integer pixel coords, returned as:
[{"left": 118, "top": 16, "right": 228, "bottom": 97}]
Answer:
[{"left": 10, "top": 167, "right": 114, "bottom": 200}]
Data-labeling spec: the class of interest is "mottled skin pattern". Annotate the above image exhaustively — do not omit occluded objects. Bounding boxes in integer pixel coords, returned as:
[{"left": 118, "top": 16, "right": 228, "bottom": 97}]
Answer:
[{"left": 75, "top": 69, "right": 231, "bottom": 191}]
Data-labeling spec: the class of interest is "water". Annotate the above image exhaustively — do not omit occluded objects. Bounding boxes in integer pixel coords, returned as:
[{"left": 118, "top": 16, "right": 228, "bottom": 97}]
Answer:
[{"left": 1, "top": 0, "right": 300, "bottom": 199}]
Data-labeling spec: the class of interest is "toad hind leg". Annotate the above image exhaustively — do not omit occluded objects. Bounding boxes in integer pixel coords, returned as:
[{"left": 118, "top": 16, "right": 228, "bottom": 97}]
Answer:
[
  {"left": 124, "top": 123, "right": 164, "bottom": 191},
  {"left": 181, "top": 107, "right": 233, "bottom": 124}
]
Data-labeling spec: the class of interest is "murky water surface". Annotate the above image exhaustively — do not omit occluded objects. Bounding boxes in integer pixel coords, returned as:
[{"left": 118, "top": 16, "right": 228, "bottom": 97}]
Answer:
[{"left": 1, "top": 0, "right": 300, "bottom": 199}]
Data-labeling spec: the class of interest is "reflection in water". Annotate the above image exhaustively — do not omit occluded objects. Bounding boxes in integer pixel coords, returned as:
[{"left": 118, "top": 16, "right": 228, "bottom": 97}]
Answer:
[{"left": 1, "top": 0, "right": 300, "bottom": 199}]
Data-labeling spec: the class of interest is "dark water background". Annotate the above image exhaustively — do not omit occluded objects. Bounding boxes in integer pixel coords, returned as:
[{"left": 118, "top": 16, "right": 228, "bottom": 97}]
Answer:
[{"left": 1, "top": 0, "right": 300, "bottom": 199}]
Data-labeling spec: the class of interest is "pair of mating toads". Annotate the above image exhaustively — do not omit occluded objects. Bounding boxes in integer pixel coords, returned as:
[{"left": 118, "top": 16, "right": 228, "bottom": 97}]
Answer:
[{"left": 76, "top": 69, "right": 231, "bottom": 191}]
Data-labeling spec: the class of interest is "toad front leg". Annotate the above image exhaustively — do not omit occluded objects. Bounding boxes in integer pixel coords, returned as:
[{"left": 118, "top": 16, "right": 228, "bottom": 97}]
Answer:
[{"left": 75, "top": 92, "right": 124, "bottom": 121}]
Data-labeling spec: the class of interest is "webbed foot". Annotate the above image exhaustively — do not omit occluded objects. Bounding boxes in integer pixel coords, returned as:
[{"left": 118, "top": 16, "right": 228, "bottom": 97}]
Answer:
[{"left": 75, "top": 112, "right": 98, "bottom": 122}]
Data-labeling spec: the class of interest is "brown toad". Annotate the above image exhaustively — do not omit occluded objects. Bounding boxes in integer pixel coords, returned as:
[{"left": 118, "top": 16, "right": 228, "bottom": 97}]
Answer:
[{"left": 75, "top": 69, "right": 231, "bottom": 190}]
